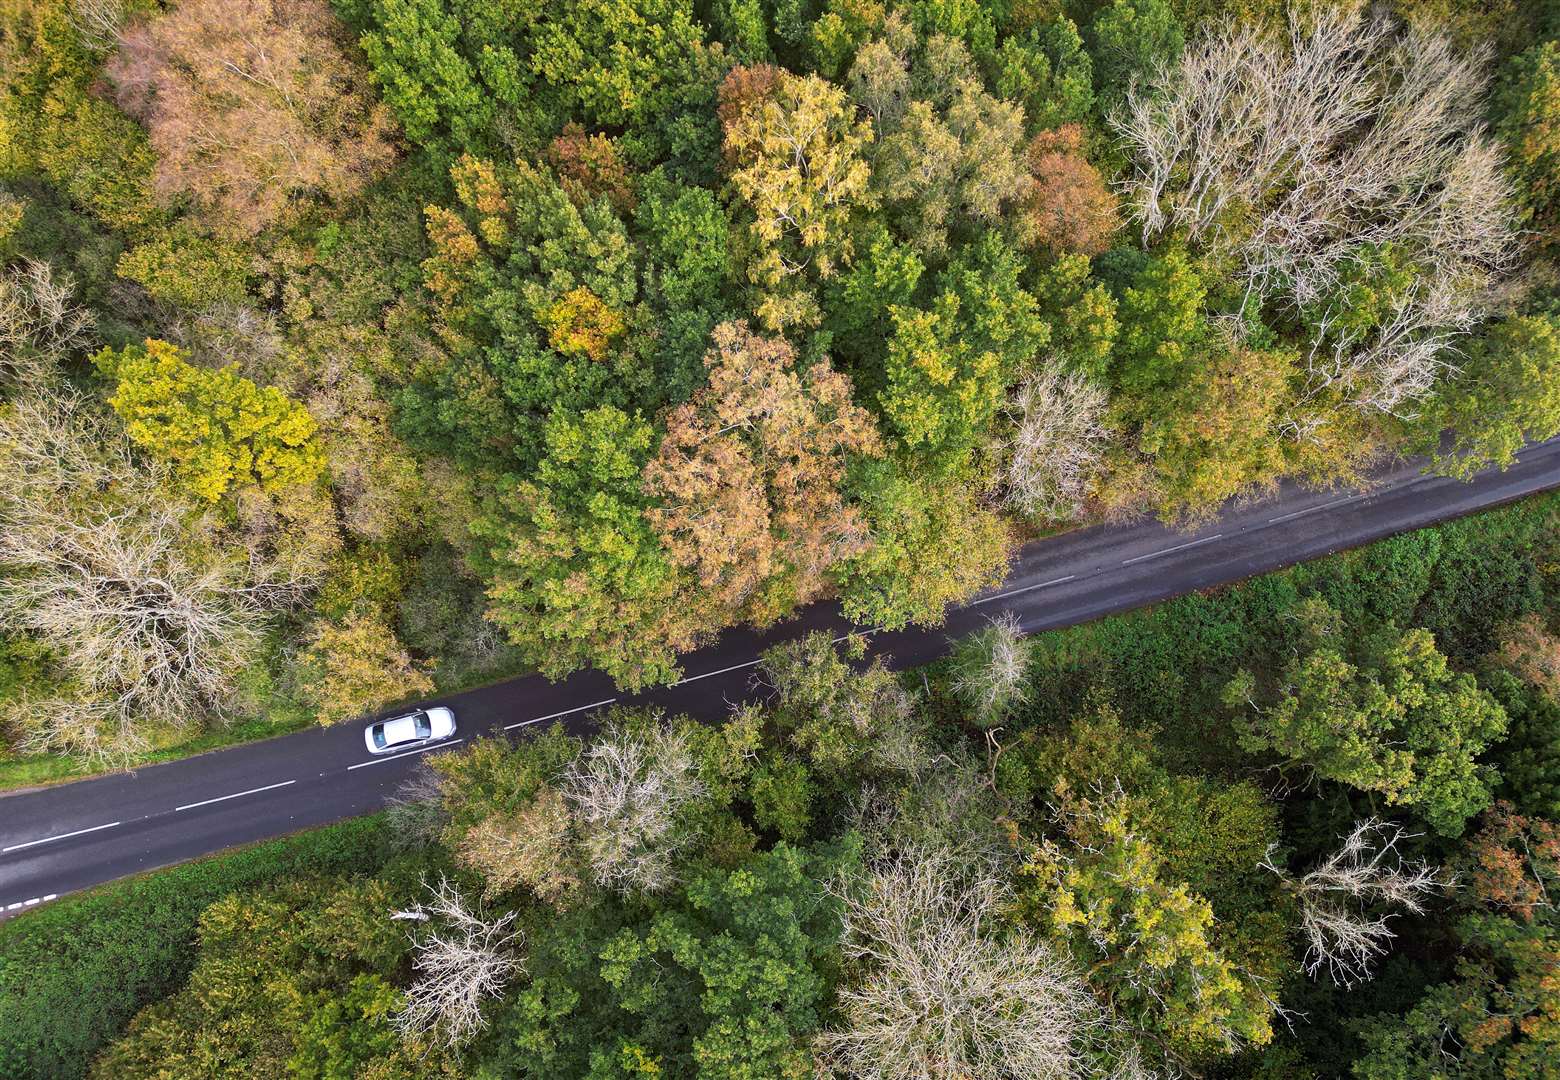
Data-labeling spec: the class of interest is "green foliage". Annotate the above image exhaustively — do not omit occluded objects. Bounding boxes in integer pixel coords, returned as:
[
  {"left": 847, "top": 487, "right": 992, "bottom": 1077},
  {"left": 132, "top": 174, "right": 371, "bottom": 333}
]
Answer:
[
  {"left": 880, "top": 234, "right": 1048, "bottom": 470},
  {"left": 1228, "top": 603, "right": 1509, "bottom": 836},
  {"left": 1020, "top": 786, "right": 1277, "bottom": 1063},
  {"left": 836, "top": 459, "right": 1011, "bottom": 630},
  {"left": 1109, "top": 246, "right": 1208, "bottom": 404},
  {"left": 409, "top": 155, "right": 656, "bottom": 469},
  {"left": 115, "top": 230, "right": 250, "bottom": 310},
  {"left": 0, "top": 0, "right": 165, "bottom": 235},
  {"left": 498, "top": 842, "right": 853, "bottom": 1077},
  {"left": 1494, "top": 39, "right": 1560, "bottom": 239},
  {"left": 0, "top": 816, "right": 396, "bottom": 1080},
  {"left": 1089, "top": 0, "right": 1184, "bottom": 108},
  {"left": 474, "top": 406, "right": 694, "bottom": 689},
  {"left": 96, "top": 339, "right": 326, "bottom": 502},
  {"left": 525, "top": 0, "right": 712, "bottom": 130},
  {"left": 1427, "top": 314, "right": 1560, "bottom": 479},
  {"left": 356, "top": 0, "right": 512, "bottom": 157},
  {"left": 91, "top": 878, "right": 409, "bottom": 1078},
  {"left": 996, "top": 16, "right": 1095, "bottom": 131}
]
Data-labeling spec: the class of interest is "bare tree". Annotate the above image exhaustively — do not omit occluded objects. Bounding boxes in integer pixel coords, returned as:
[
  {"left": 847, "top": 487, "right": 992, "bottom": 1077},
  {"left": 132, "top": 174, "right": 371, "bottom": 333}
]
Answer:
[
  {"left": 384, "top": 763, "right": 449, "bottom": 850},
  {"left": 1002, "top": 364, "right": 1112, "bottom": 522},
  {"left": 1116, "top": 6, "right": 1518, "bottom": 418},
  {"left": 0, "top": 260, "right": 94, "bottom": 387},
  {"left": 816, "top": 847, "right": 1103, "bottom": 1080},
  {"left": 67, "top": 0, "right": 126, "bottom": 51},
  {"left": 561, "top": 719, "right": 705, "bottom": 893},
  {"left": 1263, "top": 818, "right": 1452, "bottom": 987},
  {"left": 949, "top": 611, "right": 1031, "bottom": 728},
  {"left": 0, "top": 390, "right": 278, "bottom": 760},
  {"left": 391, "top": 876, "right": 524, "bottom": 1049}
]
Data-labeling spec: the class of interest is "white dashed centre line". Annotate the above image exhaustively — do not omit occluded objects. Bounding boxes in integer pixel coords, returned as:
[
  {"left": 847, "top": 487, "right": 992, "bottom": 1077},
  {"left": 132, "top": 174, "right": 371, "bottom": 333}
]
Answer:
[
  {"left": 1122, "top": 534, "right": 1224, "bottom": 566},
  {"left": 968, "top": 574, "right": 1078, "bottom": 607},
  {"left": 346, "top": 738, "right": 465, "bottom": 771},
  {"left": 504, "top": 697, "right": 619, "bottom": 732},
  {"left": 1267, "top": 494, "right": 1366, "bottom": 524},
  {"left": 175, "top": 779, "right": 296, "bottom": 812},
  {"left": 671, "top": 658, "right": 763, "bottom": 686},
  {"left": 3, "top": 821, "right": 123, "bottom": 854}
]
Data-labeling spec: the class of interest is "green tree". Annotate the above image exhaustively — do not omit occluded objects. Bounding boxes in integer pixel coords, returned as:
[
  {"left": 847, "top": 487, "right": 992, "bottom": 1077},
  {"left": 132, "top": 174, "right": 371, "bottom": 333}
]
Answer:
[
  {"left": 880, "top": 234, "right": 1048, "bottom": 470},
  {"left": 995, "top": 16, "right": 1095, "bottom": 132},
  {"left": 1110, "top": 246, "right": 1208, "bottom": 404},
  {"left": 502, "top": 843, "right": 854, "bottom": 1077},
  {"left": 836, "top": 460, "right": 1012, "bottom": 631},
  {"left": 475, "top": 406, "right": 697, "bottom": 690},
  {"left": 411, "top": 155, "right": 654, "bottom": 469},
  {"left": 357, "top": 0, "right": 509, "bottom": 156},
  {"left": 525, "top": 0, "right": 710, "bottom": 129},
  {"left": 1089, "top": 0, "right": 1185, "bottom": 108},
  {"left": 96, "top": 339, "right": 325, "bottom": 502},
  {"left": 0, "top": 0, "right": 165, "bottom": 235},
  {"left": 1493, "top": 40, "right": 1560, "bottom": 241},
  {"left": 90, "top": 878, "right": 415, "bottom": 1079},
  {"left": 1226, "top": 602, "right": 1508, "bottom": 836},
  {"left": 1427, "top": 315, "right": 1560, "bottom": 479},
  {"left": 1018, "top": 787, "right": 1276, "bottom": 1065}
]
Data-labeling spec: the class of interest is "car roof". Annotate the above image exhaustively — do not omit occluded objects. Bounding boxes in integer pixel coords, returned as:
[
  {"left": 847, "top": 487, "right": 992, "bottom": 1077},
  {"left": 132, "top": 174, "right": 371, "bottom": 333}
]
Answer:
[{"left": 379, "top": 713, "right": 425, "bottom": 744}]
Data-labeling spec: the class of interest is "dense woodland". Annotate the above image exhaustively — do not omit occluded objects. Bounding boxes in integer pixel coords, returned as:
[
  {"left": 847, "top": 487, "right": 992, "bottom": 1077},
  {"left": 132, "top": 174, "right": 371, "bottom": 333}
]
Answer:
[
  {"left": 4, "top": 0, "right": 1560, "bottom": 1075},
  {"left": 4, "top": 497, "right": 1560, "bottom": 1077},
  {"left": 4, "top": 0, "right": 1560, "bottom": 765}
]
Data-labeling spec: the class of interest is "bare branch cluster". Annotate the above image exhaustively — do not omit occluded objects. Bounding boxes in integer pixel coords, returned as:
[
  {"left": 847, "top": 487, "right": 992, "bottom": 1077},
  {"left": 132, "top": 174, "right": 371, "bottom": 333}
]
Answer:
[
  {"left": 385, "top": 763, "right": 450, "bottom": 850},
  {"left": 1263, "top": 818, "right": 1451, "bottom": 987},
  {"left": 0, "top": 390, "right": 276, "bottom": 760},
  {"left": 817, "top": 847, "right": 1102, "bottom": 1080},
  {"left": 391, "top": 876, "right": 524, "bottom": 1049},
  {"left": 950, "top": 611, "right": 1032, "bottom": 728},
  {"left": 1116, "top": 5, "right": 1518, "bottom": 416},
  {"left": 1003, "top": 364, "right": 1112, "bottom": 521},
  {"left": 562, "top": 720, "right": 705, "bottom": 893},
  {"left": 67, "top": 0, "right": 126, "bottom": 51},
  {"left": 0, "top": 259, "right": 95, "bottom": 387}
]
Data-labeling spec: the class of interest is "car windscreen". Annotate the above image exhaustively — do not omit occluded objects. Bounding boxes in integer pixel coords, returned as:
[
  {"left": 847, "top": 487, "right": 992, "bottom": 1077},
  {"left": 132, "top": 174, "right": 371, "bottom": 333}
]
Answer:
[
  {"left": 372, "top": 727, "right": 387, "bottom": 748},
  {"left": 414, "top": 713, "right": 431, "bottom": 737}
]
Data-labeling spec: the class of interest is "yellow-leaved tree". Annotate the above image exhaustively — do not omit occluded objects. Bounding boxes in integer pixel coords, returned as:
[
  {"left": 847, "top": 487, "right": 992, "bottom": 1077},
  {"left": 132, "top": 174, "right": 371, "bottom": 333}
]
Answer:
[{"left": 95, "top": 339, "right": 325, "bottom": 502}]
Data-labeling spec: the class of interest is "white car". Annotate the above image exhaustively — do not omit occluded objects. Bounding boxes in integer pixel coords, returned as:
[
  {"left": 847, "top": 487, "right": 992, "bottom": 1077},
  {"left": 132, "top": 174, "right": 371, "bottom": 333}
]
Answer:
[{"left": 364, "top": 706, "right": 457, "bottom": 755}]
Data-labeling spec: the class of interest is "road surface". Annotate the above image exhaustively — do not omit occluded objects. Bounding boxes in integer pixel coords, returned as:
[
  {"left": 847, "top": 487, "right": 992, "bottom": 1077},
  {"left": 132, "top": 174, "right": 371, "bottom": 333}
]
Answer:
[{"left": 5, "top": 441, "right": 1560, "bottom": 916}]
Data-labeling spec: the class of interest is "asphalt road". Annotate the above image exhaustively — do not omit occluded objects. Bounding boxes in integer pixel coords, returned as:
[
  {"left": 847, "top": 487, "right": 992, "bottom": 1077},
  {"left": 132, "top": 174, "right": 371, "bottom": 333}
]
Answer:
[{"left": 5, "top": 440, "right": 1560, "bottom": 916}]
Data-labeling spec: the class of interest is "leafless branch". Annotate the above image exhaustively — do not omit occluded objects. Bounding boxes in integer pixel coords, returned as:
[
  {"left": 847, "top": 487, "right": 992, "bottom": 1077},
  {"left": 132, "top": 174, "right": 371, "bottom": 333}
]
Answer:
[{"left": 391, "top": 876, "right": 525, "bottom": 1049}]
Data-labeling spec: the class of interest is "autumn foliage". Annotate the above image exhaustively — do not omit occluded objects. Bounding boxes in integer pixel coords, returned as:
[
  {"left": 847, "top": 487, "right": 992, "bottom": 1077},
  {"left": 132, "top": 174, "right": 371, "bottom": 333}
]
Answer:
[
  {"left": 643, "top": 322, "right": 881, "bottom": 627},
  {"left": 107, "top": 0, "right": 397, "bottom": 237}
]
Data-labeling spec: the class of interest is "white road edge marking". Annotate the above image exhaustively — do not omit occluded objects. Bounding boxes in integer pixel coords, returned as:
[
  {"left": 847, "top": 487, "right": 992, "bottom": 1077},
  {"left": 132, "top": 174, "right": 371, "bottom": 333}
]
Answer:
[
  {"left": 3, "top": 821, "right": 123, "bottom": 854},
  {"left": 968, "top": 574, "right": 1078, "bottom": 607},
  {"left": 175, "top": 779, "right": 296, "bottom": 813},
  {"left": 1267, "top": 494, "right": 1365, "bottom": 524},
  {"left": 5, "top": 894, "right": 57, "bottom": 911},
  {"left": 346, "top": 738, "right": 465, "bottom": 771},
  {"left": 505, "top": 697, "right": 619, "bottom": 732},
  {"left": 1122, "top": 534, "right": 1224, "bottom": 566}
]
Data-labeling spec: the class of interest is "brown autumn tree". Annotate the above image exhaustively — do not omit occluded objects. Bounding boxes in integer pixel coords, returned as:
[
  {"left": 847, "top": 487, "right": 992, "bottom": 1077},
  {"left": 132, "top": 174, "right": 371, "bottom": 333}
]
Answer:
[
  {"left": 643, "top": 322, "right": 882, "bottom": 628},
  {"left": 1017, "top": 125, "right": 1118, "bottom": 255},
  {"left": 547, "top": 124, "right": 635, "bottom": 213},
  {"left": 107, "top": 0, "right": 397, "bottom": 238}
]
